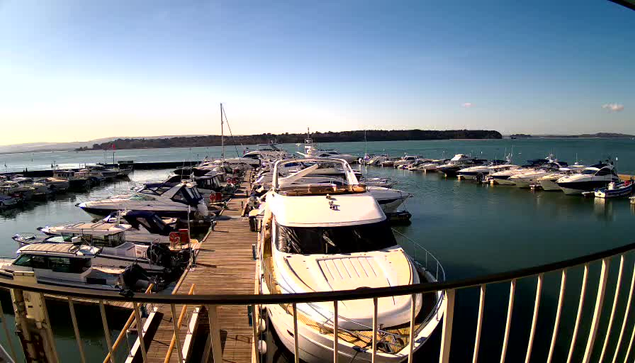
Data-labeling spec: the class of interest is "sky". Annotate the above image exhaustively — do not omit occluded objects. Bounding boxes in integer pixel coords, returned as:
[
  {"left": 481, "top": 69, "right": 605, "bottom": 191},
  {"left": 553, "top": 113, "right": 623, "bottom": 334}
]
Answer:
[{"left": 0, "top": 0, "right": 633, "bottom": 145}]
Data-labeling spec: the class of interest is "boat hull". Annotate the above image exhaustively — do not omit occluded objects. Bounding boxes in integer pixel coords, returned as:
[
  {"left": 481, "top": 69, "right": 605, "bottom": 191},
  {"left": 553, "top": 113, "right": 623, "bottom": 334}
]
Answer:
[
  {"left": 558, "top": 180, "right": 614, "bottom": 195},
  {"left": 595, "top": 184, "right": 633, "bottom": 198},
  {"left": 264, "top": 286, "right": 444, "bottom": 363}
]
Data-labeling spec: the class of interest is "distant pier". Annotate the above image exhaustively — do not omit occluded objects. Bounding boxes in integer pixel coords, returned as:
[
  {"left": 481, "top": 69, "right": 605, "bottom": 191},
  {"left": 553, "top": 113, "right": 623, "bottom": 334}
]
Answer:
[{"left": 0, "top": 160, "right": 202, "bottom": 178}]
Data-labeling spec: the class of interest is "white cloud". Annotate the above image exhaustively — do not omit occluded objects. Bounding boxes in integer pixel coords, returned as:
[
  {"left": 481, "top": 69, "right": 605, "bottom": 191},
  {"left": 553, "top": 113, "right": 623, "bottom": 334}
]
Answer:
[
  {"left": 462, "top": 102, "right": 473, "bottom": 108},
  {"left": 602, "top": 103, "right": 624, "bottom": 112}
]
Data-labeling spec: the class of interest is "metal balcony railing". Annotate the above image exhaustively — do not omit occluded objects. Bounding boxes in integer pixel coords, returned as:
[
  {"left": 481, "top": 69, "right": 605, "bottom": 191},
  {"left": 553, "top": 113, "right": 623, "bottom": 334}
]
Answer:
[{"left": 0, "top": 241, "right": 634, "bottom": 362}]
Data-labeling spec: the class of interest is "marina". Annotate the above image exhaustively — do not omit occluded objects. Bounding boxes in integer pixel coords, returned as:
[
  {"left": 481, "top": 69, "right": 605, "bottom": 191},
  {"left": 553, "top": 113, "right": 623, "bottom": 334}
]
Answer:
[
  {"left": 0, "top": 139, "right": 635, "bottom": 362},
  {"left": 2, "top": 0, "right": 635, "bottom": 360}
]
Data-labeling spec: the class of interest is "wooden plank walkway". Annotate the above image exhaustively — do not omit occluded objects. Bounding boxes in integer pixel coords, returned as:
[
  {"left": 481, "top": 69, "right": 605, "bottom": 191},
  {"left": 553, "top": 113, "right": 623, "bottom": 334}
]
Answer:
[{"left": 145, "top": 182, "right": 256, "bottom": 363}]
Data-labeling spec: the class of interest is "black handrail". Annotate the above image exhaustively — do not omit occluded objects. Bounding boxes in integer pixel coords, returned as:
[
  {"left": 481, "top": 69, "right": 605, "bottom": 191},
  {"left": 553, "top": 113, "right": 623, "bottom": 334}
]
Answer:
[{"left": 0, "top": 242, "right": 633, "bottom": 305}]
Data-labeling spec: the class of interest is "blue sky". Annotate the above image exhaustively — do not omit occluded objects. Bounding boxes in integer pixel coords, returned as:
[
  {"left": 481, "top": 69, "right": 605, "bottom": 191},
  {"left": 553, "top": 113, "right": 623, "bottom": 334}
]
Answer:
[{"left": 0, "top": 0, "right": 633, "bottom": 145}]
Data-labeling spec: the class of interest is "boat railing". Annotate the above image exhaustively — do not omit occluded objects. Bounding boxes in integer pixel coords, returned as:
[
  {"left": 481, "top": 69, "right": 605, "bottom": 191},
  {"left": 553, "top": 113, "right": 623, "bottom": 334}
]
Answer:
[
  {"left": 393, "top": 228, "right": 446, "bottom": 282},
  {"left": 1, "top": 242, "right": 635, "bottom": 362}
]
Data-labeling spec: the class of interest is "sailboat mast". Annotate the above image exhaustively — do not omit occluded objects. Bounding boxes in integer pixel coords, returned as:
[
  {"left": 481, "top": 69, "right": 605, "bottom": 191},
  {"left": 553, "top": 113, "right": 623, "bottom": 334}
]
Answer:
[{"left": 220, "top": 103, "right": 225, "bottom": 161}]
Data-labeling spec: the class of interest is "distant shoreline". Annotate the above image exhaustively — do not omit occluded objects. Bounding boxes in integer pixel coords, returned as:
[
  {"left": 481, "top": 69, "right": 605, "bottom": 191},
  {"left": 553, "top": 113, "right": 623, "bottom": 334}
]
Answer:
[
  {"left": 2, "top": 132, "right": 634, "bottom": 155},
  {"left": 509, "top": 132, "right": 635, "bottom": 139},
  {"left": 84, "top": 129, "right": 503, "bottom": 151}
]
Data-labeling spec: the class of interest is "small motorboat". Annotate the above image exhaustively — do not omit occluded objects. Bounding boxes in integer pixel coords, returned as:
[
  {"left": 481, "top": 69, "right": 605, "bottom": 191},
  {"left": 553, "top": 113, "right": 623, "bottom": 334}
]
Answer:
[{"left": 594, "top": 181, "right": 633, "bottom": 199}]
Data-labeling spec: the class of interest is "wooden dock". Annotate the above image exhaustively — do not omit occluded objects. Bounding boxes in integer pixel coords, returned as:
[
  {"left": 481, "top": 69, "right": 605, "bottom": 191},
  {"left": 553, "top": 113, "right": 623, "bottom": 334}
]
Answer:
[{"left": 143, "top": 183, "right": 256, "bottom": 363}]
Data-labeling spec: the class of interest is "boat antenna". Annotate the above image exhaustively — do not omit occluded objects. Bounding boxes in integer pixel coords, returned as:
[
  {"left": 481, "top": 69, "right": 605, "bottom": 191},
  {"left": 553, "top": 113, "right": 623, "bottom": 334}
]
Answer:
[
  {"left": 220, "top": 103, "right": 225, "bottom": 161},
  {"left": 220, "top": 105, "right": 241, "bottom": 158}
]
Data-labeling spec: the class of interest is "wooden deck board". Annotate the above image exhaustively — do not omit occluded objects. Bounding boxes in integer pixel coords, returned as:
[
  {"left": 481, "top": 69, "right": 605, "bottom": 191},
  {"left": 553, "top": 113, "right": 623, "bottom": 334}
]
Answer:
[{"left": 146, "top": 180, "right": 256, "bottom": 363}]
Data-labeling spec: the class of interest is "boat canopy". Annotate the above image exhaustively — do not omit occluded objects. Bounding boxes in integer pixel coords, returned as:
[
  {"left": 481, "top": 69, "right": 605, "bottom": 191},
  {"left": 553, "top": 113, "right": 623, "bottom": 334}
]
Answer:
[
  {"left": 123, "top": 211, "right": 174, "bottom": 235},
  {"left": 268, "top": 193, "right": 385, "bottom": 227}
]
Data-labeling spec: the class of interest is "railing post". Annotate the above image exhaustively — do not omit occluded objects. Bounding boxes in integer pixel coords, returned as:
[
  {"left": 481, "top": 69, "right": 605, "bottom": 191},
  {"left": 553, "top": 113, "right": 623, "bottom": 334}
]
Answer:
[
  {"left": 132, "top": 302, "right": 148, "bottom": 362},
  {"left": 38, "top": 292, "right": 60, "bottom": 363},
  {"left": 292, "top": 303, "right": 299, "bottom": 363},
  {"left": 0, "top": 295, "right": 18, "bottom": 361},
  {"left": 472, "top": 285, "right": 486, "bottom": 363},
  {"left": 99, "top": 300, "right": 115, "bottom": 363},
  {"left": 408, "top": 294, "right": 417, "bottom": 363},
  {"left": 599, "top": 255, "right": 624, "bottom": 362},
  {"left": 547, "top": 269, "right": 567, "bottom": 363},
  {"left": 582, "top": 258, "right": 610, "bottom": 363},
  {"left": 169, "top": 304, "right": 185, "bottom": 363},
  {"left": 439, "top": 289, "right": 455, "bottom": 363},
  {"left": 611, "top": 260, "right": 635, "bottom": 363},
  {"left": 207, "top": 305, "right": 223, "bottom": 363},
  {"left": 67, "top": 297, "right": 87, "bottom": 363},
  {"left": 372, "top": 297, "right": 378, "bottom": 363},
  {"left": 500, "top": 279, "right": 516, "bottom": 363},
  {"left": 624, "top": 314, "right": 635, "bottom": 363},
  {"left": 525, "top": 274, "right": 543, "bottom": 363},
  {"left": 333, "top": 301, "right": 339, "bottom": 363},
  {"left": 567, "top": 263, "right": 590, "bottom": 363}
]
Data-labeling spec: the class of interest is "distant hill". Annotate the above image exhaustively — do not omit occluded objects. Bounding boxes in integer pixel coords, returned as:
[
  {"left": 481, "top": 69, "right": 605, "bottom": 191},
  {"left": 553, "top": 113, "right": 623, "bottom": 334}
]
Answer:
[
  {"left": 529, "top": 132, "right": 635, "bottom": 139},
  {"left": 86, "top": 129, "right": 503, "bottom": 150}
]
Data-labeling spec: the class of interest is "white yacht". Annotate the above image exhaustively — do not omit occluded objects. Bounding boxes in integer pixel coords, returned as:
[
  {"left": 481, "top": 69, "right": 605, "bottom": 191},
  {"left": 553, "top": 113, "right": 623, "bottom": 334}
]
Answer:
[
  {"left": 416, "top": 159, "right": 446, "bottom": 172},
  {"left": 0, "top": 243, "right": 161, "bottom": 292},
  {"left": 53, "top": 169, "right": 91, "bottom": 189},
  {"left": 508, "top": 162, "right": 567, "bottom": 188},
  {"left": 538, "top": 167, "right": 585, "bottom": 191},
  {"left": 437, "top": 154, "right": 482, "bottom": 177},
  {"left": 457, "top": 161, "right": 517, "bottom": 180},
  {"left": 488, "top": 167, "right": 529, "bottom": 185},
  {"left": 39, "top": 211, "right": 180, "bottom": 246},
  {"left": 367, "top": 186, "right": 412, "bottom": 214},
  {"left": 393, "top": 155, "right": 421, "bottom": 168},
  {"left": 0, "top": 181, "right": 35, "bottom": 200},
  {"left": 557, "top": 163, "right": 620, "bottom": 195},
  {"left": 366, "top": 154, "right": 390, "bottom": 166},
  {"left": 258, "top": 158, "right": 445, "bottom": 363},
  {"left": 37, "top": 177, "right": 70, "bottom": 193},
  {"left": 298, "top": 146, "right": 358, "bottom": 164},
  {"left": 10, "top": 237, "right": 173, "bottom": 274},
  {"left": 297, "top": 131, "right": 358, "bottom": 164},
  {"left": 78, "top": 182, "right": 209, "bottom": 220}
]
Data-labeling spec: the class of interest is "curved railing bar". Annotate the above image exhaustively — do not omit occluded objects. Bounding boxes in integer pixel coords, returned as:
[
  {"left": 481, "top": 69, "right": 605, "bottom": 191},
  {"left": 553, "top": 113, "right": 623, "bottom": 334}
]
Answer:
[{"left": 0, "top": 241, "right": 633, "bottom": 305}]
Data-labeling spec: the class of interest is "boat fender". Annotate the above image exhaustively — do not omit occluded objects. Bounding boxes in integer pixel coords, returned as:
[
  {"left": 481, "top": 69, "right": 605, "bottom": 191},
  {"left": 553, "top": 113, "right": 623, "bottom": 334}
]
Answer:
[
  {"left": 257, "top": 340, "right": 267, "bottom": 355},
  {"left": 257, "top": 318, "right": 267, "bottom": 333}
]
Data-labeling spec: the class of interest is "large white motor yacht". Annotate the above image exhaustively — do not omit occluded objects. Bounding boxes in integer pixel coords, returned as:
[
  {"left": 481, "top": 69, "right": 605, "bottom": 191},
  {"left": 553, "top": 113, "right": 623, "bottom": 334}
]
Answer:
[
  {"left": 457, "top": 161, "right": 517, "bottom": 180},
  {"left": 78, "top": 182, "right": 209, "bottom": 220},
  {"left": 297, "top": 132, "right": 357, "bottom": 164},
  {"left": 557, "top": 163, "right": 620, "bottom": 195},
  {"left": 508, "top": 162, "right": 567, "bottom": 188},
  {"left": 0, "top": 243, "right": 161, "bottom": 291},
  {"left": 258, "top": 158, "right": 445, "bottom": 363},
  {"left": 39, "top": 211, "right": 180, "bottom": 246}
]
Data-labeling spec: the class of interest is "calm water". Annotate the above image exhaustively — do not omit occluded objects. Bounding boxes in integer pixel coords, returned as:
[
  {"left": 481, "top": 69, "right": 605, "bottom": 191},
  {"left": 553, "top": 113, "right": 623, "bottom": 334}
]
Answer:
[
  {"left": 2, "top": 138, "right": 635, "bottom": 174},
  {"left": 1, "top": 139, "right": 634, "bottom": 362}
]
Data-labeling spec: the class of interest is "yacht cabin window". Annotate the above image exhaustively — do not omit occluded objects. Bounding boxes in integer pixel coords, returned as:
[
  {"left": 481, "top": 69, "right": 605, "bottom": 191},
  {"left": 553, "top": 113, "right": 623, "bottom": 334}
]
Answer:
[
  {"left": 275, "top": 221, "right": 397, "bottom": 255},
  {"left": 14, "top": 254, "right": 91, "bottom": 273}
]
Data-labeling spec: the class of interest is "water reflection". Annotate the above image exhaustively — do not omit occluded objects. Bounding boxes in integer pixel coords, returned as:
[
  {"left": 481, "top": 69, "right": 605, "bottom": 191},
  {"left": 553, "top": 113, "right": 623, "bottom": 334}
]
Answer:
[{"left": 593, "top": 197, "right": 614, "bottom": 220}]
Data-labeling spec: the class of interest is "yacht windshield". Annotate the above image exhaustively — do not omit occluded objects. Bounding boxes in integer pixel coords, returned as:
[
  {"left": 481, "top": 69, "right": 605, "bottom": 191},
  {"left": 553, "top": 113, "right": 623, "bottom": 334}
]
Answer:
[{"left": 276, "top": 221, "right": 397, "bottom": 254}]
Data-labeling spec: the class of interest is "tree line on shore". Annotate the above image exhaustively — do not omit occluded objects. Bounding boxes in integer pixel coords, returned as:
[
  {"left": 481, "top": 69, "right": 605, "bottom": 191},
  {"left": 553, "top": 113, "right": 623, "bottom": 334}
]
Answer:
[{"left": 85, "top": 129, "right": 502, "bottom": 150}]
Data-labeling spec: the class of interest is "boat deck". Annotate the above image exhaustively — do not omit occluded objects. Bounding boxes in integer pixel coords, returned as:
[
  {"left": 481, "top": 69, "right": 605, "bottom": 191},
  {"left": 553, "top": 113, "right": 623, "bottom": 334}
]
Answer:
[{"left": 144, "top": 181, "right": 256, "bottom": 363}]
